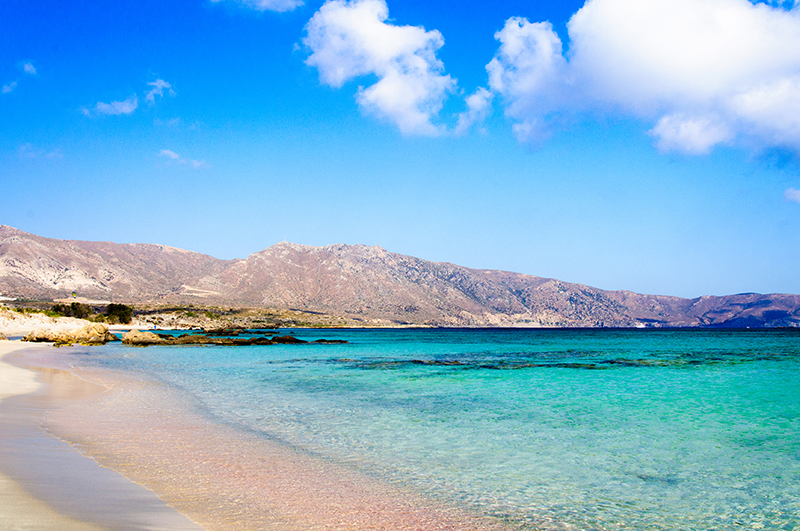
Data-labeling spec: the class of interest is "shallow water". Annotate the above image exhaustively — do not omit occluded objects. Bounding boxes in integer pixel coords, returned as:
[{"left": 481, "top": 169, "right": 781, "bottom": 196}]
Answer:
[{"left": 74, "top": 328, "right": 800, "bottom": 530}]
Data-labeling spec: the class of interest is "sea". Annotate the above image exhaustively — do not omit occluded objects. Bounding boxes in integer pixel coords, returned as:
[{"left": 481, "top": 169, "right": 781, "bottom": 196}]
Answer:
[{"left": 71, "top": 328, "right": 800, "bottom": 530}]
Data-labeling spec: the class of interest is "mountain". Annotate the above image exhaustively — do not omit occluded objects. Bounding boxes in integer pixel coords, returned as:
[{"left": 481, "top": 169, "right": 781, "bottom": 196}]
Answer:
[
  {"left": 2, "top": 225, "right": 799, "bottom": 327},
  {"left": 0, "top": 225, "right": 231, "bottom": 302}
]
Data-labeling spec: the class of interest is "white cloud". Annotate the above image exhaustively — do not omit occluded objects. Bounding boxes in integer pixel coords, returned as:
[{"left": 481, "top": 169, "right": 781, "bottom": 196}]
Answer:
[
  {"left": 159, "top": 149, "right": 207, "bottom": 168},
  {"left": 2, "top": 61, "right": 38, "bottom": 95},
  {"left": 210, "top": 0, "right": 303, "bottom": 13},
  {"left": 487, "top": 18, "right": 570, "bottom": 145},
  {"left": 84, "top": 79, "right": 174, "bottom": 117},
  {"left": 146, "top": 79, "right": 176, "bottom": 103},
  {"left": 454, "top": 87, "right": 494, "bottom": 135},
  {"left": 304, "top": 0, "right": 456, "bottom": 136},
  {"left": 649, "top": 114, "right": 733, "bottom": 154},
  {"left": 488, "top": 0, "right": 800, "bottom": 153},
  {"left": 785, "top": 187, "right": 800, "bottom": 203},
  {"left": 90, "top": 95, "right": 139, "bottom": 116}
]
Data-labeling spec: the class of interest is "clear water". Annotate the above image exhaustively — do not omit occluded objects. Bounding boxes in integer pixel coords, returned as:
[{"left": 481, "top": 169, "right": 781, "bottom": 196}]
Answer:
[{"left": 86, "top": 328, "right": 800, "bottom": 530}]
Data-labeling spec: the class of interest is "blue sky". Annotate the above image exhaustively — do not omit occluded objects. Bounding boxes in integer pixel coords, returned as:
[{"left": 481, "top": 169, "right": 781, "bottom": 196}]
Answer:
[{"left": 2, "top": 0, "right": 800, "bottom": 298}]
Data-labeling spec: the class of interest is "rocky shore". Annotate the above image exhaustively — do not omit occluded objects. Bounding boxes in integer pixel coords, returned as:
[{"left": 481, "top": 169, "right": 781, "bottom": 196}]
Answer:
[
  {"left": 120, "top": 329, "right": 347, "bottom": 346},
  {"left": 12, "top": 315, "right": 347, "bottom": 347},
  {"left": 23, "top": 322, "right": 119, "bottom": 346}
]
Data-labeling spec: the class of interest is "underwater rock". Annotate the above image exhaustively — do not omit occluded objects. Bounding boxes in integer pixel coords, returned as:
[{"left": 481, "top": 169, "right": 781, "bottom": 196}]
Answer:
[
  {"left": 121, "top": 330, "right": 347, "bottom": 347},
  {"left": 271, "top": 335, "right": 307, "bottom": 344}
]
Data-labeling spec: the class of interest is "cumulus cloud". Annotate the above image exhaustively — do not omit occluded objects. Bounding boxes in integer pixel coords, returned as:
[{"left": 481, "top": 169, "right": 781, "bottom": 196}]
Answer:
[
  {"left": 210, "top": 0, "right": 303, "bottom": 12},
  {"left": 786, "top": 187, "right": 800, "bottom": 203},
  {"left": 159, "top": 149, "right": 207, "bottom": 168},
  {"left": 304, "top": 0, "right": 456, "bottom": 136},
  {"left": 487, "top": 18, "right": 570, "bottom": 145},
  {"left": 454, "top": 87, "right": 494, "bottom": 135},
  {"left": 649, "top": 114, "right": 733, "bottom": 154},
  {"left": 488, "top": 0, "right": 800, "bottom": 154},
  {"left": 146, "top": 79, "right": 175, "bottom": 103},
  {"left": 22, "top": 62, "right": 36, "bottom": 75},
  {"left": 2, "top": 81, "right": 17, "bottom": 94}
]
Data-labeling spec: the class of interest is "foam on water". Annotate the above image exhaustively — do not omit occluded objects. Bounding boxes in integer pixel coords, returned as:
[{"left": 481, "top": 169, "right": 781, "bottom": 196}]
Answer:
[{"left": 70, "top": 328, "right": 800, "bottom": 530}]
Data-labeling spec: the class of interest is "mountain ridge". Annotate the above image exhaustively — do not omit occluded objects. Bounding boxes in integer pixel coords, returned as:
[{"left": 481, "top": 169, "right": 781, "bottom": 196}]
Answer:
[{"left": 2, "top": 225, "right": 799, "bottom": 327}]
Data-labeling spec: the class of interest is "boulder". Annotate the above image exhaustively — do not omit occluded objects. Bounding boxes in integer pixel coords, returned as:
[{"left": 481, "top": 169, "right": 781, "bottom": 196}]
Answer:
[
  {"left": 23, "top": 323, "right": 118, "bottom": 345},
  {"left": 69, "top": 323, "right": 118, "bottom": 344},
  {"left": 22, "top": 329, "right": 61, "bottom": 343},
  {"left": 0, "top": 332, "right": 7, "bottom": 340},
  {"left": 122, "top": 330, "right": 166, "bottom": 346}
]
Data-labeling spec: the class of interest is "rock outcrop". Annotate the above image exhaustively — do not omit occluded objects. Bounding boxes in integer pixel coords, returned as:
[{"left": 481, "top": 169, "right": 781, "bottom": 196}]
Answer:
[
  {"left": 23, "top": 322, "right": 119, "bottom": 346},
  {"left": 121, "top": 330, "right": 347, "bottom": 347},
  {"left": 121, "top": 330, "right": 166, "bottom": 346}
]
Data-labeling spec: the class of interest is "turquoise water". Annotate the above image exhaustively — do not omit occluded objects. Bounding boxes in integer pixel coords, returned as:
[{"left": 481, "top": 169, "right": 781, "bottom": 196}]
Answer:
[{"left": 90, "top": 329, "right": 800, "bottom": 530}]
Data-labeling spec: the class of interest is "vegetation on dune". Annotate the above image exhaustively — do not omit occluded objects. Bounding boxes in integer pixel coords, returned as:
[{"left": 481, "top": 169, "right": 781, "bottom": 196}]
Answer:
[
  {"left": 50, "top": 302, "right": 92, "bottom": 319},
  {"left": 6, "top": 299, "right": 384, "bottom": 329},
  {"left": 103, "top": 303, "right": 134, "bottom": 324},
  {"left": 48, "top": 302, "right": 134, "bottom": 324}
]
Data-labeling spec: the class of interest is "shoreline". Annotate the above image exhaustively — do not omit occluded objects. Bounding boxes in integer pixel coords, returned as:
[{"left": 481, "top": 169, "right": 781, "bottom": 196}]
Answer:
[
  {"left": 0, "top": 342, "right": 92, "bottom": 530},
  {"left": 0, "top": 340, "right": 204, "bottom": 530},
  {"left": 0, "top": 341, "right": 100, "bottom": 530},
  {"left": 43, "top": 346, "right": 511, "bottom": 531},
  {"left": 1, "top": 338, "right": 512, "bottom": 531}
]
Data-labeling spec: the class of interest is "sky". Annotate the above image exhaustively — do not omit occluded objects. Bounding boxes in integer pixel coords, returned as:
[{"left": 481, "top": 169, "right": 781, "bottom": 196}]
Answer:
[{"left": 2, "top": 0, "right": 800, "bottom": 298}]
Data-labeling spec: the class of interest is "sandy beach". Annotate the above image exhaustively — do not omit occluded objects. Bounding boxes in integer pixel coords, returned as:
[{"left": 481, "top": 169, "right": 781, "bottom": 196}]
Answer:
[
  {"left": 0, "top": 304, "right": 202, "bottom": 530},
  {"left": 0, "top": 339, "right": 206, "bottom": 530},
  {"left": 0, "top": 313, "right": 509, "bottom": 531},
  {"left": 0, "top": 341, "right": 104, "bottom": 531}
]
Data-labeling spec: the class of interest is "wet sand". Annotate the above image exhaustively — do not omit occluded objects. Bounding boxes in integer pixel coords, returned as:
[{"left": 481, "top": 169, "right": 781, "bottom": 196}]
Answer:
[
  {"left": 2, "top": 341, "right": 513, "bottom": 531},
  {"left": 0, "top": 341, "right": 103, "bottom": 531},
  {"left": 0, "top": 341, "right": 204, "bottom": 530}
]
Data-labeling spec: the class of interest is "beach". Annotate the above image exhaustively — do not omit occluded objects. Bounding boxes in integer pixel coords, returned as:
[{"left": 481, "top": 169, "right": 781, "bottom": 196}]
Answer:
[
  {"left": 0, "top": 340, "right": 206, "bottom": 530},
  {"left": 0, "top": 341, "right": 104, "bottom": 531},
  {"left": 0, "top": 321, "right": 509, "bottom": 531},
  {"left": 2, "top": 318, "right": 799, "bottom": 531}
]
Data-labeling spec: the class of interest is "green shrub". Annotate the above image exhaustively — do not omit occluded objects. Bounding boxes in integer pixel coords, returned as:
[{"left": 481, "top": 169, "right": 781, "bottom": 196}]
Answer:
[
  {"left": 51, "top": 304, "right": 70, "bottom": 316},
  {"left": 104, "top": 303, "right": 133, "bottom": 324},
  {"left": 50, "top": 302, "right": 91, "bottom": 319},
  {"left": 71, "top": 302, "right": 91, "bottom": 319}
]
